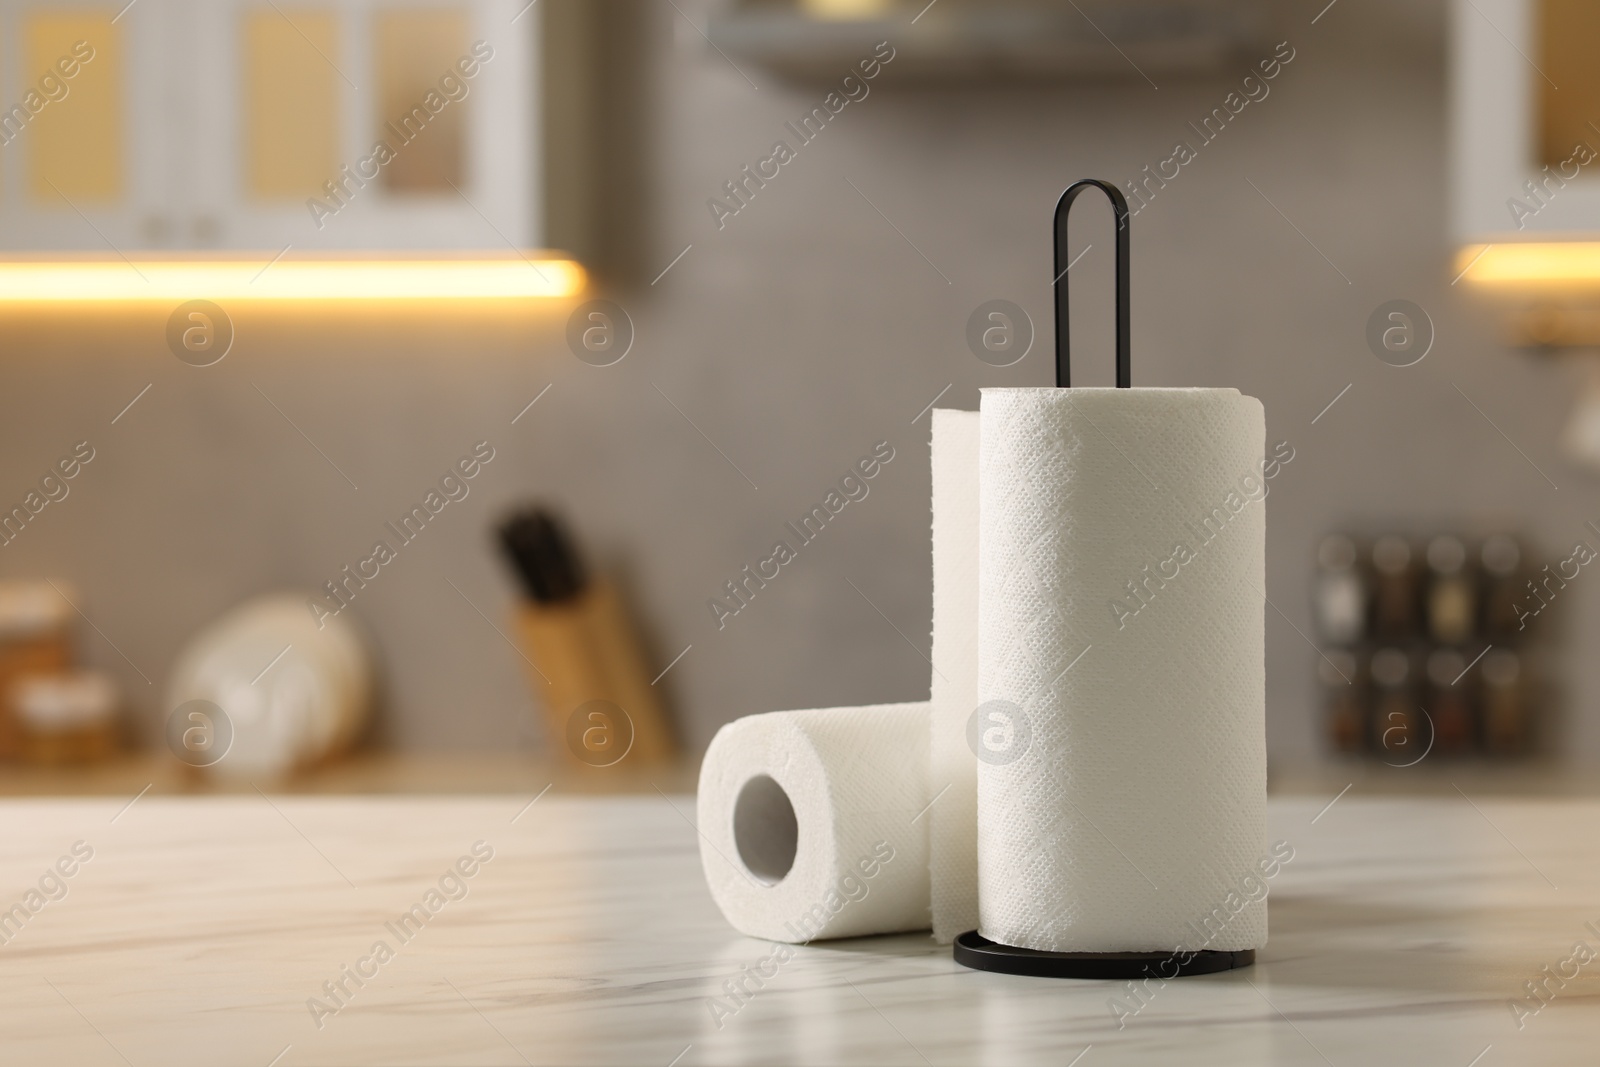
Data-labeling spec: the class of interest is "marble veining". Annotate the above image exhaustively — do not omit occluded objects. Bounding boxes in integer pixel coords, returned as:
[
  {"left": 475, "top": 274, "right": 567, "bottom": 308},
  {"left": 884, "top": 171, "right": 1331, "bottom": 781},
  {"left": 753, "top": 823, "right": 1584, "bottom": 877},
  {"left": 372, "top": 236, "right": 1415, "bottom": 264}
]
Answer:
[{"left": 0, "top": 793, "right": 1595, "bottom": 1065}]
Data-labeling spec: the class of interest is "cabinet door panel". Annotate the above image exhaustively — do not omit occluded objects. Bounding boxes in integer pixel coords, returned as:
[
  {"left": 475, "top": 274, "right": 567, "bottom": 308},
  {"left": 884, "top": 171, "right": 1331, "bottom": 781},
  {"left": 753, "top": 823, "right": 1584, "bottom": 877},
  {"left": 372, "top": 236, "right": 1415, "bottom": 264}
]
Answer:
[
  {"left": 0, "top": 0, "right": 178, "bottom": 251},
  {"left": 243, "top": 8, "right": 340, "bottom": 201},
  {"left": 26, "top": 12, "right": 120, "bottom": 203},
  {"left": 373, "top": 7, "right": 469, "bottom": 194},
  {"left": 0, "top": 3, "right": 165, "bottom": 252},
  {"left": 1536, "top": 0, "right": 1599, "bottom": 168}
]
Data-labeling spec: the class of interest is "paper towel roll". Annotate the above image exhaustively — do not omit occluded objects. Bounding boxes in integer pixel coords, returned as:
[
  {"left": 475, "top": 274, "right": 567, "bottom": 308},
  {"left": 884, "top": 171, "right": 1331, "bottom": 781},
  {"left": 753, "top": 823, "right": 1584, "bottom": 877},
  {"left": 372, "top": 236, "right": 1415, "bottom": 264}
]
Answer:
[
  {"left": 977, "top": 387, "right": 1267, "bottom": 954},
  {"left": 929, "top": 409, "right": 980, "bottom": 944},
  {"left": 698, "top": 702, "right": 931, "bottom": 942}
]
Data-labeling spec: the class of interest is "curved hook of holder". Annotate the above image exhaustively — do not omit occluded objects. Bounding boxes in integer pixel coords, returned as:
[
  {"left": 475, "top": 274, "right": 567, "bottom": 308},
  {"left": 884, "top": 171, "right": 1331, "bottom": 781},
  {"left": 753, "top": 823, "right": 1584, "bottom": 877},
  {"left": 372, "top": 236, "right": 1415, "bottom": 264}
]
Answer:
[{"left": 1053, "top": 179, "right": 1131, "bottom": 389}]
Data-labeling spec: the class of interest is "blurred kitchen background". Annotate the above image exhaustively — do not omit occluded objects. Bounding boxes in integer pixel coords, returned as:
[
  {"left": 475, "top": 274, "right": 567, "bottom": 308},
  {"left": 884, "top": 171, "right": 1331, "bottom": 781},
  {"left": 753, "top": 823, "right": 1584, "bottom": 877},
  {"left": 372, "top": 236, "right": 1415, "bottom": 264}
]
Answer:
[{"left": 0, "top": 0, "right": 1594, "bottom": 791}]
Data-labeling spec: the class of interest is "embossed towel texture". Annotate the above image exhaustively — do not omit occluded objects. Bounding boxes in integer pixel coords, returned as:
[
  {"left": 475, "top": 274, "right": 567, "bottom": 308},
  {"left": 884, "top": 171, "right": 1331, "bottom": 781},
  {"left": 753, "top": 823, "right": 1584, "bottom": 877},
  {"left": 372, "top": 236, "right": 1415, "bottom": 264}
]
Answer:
[
  {"left": 697, "top": 703, "right": 932, "bottom": 943},
  {"left": 929, "top": 409, "right": 981, "bottom": 944},
  {"left": 976, "top": 387, "right": 1267, "bottom": 953}
]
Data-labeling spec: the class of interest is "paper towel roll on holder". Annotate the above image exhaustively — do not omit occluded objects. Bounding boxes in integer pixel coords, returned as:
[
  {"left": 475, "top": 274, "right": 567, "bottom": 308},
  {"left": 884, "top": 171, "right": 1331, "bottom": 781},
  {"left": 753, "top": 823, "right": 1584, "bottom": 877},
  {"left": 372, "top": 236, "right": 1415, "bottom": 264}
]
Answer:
[{"left": 955, "top": 179, "right": 1255, "bottom": 980}]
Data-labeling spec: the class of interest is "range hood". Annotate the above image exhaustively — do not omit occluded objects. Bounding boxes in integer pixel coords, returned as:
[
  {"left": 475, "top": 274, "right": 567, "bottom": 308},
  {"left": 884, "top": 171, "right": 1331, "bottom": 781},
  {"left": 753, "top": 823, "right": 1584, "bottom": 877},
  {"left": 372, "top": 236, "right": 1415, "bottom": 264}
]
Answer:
[{"left": 707, "top": 0, "right": 1273, "bottom": 80}]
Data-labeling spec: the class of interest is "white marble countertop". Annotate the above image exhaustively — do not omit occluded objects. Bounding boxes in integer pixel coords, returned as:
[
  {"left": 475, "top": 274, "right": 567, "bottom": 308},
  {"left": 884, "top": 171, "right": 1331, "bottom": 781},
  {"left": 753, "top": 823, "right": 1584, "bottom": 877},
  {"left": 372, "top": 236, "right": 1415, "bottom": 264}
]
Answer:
[{"left": 1, "top": 790, "right": 1594, "bottom": 1065}]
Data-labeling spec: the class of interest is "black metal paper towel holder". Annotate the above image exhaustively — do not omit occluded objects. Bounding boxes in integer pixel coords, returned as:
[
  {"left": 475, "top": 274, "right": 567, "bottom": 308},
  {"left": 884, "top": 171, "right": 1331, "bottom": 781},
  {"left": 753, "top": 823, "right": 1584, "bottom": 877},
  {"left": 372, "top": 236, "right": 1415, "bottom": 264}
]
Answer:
[
  {"left": 1054, "top": 178, "right": 1132, "bottom": 390},
  {"left": 952, "top": 179, "right": 1255, "bottom": 981}
]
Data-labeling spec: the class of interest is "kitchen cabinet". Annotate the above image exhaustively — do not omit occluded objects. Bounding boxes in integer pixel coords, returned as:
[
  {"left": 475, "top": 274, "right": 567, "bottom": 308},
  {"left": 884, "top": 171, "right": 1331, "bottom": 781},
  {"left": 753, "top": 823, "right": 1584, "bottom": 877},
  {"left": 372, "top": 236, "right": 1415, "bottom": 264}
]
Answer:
[
  {"left": 1452, "top": 0, "right": 1600, "bottom": 244},
  {"left": 1451, "top": 0, "right": 1600, "bottom": 349},
  {"left": 0, "top": 0, "right": 538, "bottom": 254}
]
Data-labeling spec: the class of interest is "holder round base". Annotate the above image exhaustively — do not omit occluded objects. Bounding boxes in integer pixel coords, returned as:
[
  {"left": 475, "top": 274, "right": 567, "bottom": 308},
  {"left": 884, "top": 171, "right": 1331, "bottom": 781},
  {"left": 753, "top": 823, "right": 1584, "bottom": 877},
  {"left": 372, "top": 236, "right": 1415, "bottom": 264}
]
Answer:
[{"left": 953, "top": 931, "right": 1255, "bottom": 979}]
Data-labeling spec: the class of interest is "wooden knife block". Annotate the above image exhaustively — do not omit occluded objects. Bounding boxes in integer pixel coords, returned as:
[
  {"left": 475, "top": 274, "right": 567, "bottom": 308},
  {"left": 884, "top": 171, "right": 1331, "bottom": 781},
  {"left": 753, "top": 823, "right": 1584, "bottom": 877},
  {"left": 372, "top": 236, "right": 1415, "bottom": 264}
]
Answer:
[{"left": 513, "top": 579, "right": 676, "bottom": 768}]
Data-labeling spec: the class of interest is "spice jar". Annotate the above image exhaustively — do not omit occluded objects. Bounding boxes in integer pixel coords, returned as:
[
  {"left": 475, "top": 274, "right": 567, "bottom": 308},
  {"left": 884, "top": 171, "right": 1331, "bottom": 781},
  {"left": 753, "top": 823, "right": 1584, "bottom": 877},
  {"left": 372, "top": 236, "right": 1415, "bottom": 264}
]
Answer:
[
  {"left": 1370, "top": 536, "right": 1418, "bottom": 640},
  {"left": 13, "top": 671, "right": 117, "bottom": 764},
  {"left": 1480, "top": 534, "right": 1525, "bottom": 639},
  {"left": 1424, "top": 535, "right": 1476, "bottom": 645},
  {"left": 1370, "top": 647, "right": 1420, "bottom": 762},
  {"left": 1481, "top": 649, "right": 1529, "bottom": 755},
  {"left": 1425, "top": 648, "right": 1474, "bottom": 755},
  {"left": 1320, "top": 649, "right": 1364, "bottom": 754},
  {"left": 0, "top": 581, "right": 74, "bottom": 759},
  {"left": 1313, "top": 534, "right": 1367, "bottom": 644}
]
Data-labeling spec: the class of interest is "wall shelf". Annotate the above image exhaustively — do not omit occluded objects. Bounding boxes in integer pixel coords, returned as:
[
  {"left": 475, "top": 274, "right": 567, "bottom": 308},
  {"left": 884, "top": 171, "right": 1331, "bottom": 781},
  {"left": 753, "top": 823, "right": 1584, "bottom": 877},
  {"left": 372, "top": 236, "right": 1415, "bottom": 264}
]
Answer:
[{"left": 707, "top": 0, "right": 1270, "bottom": 80}]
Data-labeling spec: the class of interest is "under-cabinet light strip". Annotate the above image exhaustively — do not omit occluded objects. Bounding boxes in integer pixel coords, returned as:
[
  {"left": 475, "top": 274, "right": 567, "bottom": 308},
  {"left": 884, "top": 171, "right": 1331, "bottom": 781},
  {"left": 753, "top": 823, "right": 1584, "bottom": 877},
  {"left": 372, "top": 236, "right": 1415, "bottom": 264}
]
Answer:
[
  {"left": 0, "top": 256, "right": 585, "bottom": 301},
  {"left": 1456, "top": 243, "right": 1600, "bottom": 287}
]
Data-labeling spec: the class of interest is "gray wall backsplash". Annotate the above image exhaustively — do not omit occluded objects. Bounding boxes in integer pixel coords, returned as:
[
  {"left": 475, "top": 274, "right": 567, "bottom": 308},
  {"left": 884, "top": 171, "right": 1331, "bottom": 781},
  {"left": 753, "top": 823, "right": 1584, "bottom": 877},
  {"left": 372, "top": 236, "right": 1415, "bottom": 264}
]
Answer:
[{"left": 4, "top": 0, "right": 1594, "bottom": 763}]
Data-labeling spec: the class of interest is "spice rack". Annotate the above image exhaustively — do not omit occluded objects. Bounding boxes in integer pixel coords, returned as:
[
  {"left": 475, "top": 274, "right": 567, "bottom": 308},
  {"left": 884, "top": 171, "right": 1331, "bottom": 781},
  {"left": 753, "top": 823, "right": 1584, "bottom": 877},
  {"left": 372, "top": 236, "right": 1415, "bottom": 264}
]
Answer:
[{"left": 1313, "top": 531, "right": 1541, "bottom": 760}]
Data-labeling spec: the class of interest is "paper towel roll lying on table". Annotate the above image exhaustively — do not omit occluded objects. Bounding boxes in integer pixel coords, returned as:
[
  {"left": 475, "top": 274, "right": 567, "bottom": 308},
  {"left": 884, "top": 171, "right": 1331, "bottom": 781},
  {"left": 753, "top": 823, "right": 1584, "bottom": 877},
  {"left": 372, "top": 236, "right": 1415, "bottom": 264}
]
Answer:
[
  {"left": 929, "top": 409, "right": 981, "bottom": 944},
  {"left": 977, "top": 387, "right": 1267, "bottom": 954},
  {"left": 697, "top": 702, "right": 930, "bottom": 942}
]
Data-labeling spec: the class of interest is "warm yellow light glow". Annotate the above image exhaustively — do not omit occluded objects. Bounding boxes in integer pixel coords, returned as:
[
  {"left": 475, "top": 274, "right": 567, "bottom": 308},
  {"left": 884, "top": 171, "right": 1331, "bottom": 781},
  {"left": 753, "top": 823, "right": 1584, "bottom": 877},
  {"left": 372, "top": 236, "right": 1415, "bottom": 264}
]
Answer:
[
  {"left": 0, "top": 255, "right": 585, "bottom": 302},
  {"left": 800, "top": 0, "right": 894, "bottom": 20},
  {"left": 1455, "top": 243, "right": 1600, "bottom": 288}
]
